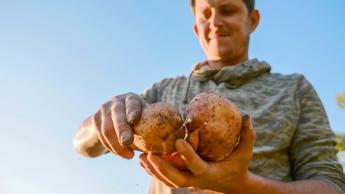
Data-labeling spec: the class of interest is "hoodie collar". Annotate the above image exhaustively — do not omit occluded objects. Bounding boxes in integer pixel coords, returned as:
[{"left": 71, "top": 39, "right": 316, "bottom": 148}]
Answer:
[{"left": 192, "top": 58, "right": 271, "bottom": 89}]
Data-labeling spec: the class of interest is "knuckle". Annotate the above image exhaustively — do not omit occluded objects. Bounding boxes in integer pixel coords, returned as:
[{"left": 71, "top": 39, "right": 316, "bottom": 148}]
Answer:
[
  {"left": 110, "top": 102, "right": 124, "bottom": 114},
  {"left": 125, "top": 96, "right": 135, "bottom": 104},
  {"left": 112, "top": 95, "right": 122, "bottom": 101},
  {"left": 125, "top": 92, "right": 136, "bottom": 96},
  {"left": 126, "top": 93, "right": 142, "bottom": 104},
  {"left": 126, "top": 93, "right": 137, "bottom": 100},
  {"left": 110, "top": 103, "right": 117, "bottom": 112},
  {"left": 113, "top": 100, "right": 125, "bottom": 109},
  {"left": 111, "top": 96, "right": 117, "bottom": 101},
  {"left": 99, "top": 103, "right": 109, "bottom": 113}
]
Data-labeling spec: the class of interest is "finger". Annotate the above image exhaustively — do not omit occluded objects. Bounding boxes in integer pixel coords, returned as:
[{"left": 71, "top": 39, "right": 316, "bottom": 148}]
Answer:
[
  {"left": 140, "top": 161, "right": 153, "bottom": 176},
  {"left": 186, "top": 129, "right": 199, "bottom": 151},
  {"left": 101, "top": 108, "right": 134, "bottom": 159},
  {"left": 92, "top": 110, "right": 112, "bottom": 152},
  {"left": 175, "top": 139, "right": 208, "bottom": 176},
  {"left": 139, "top": 153, "right": 175, "bottom": 187},
  {"left": 163, "top": 152, "right": 188, "bottom": 170},
  {"left": 147, "top": 153, "right": 193, "bottom": 188},
  {"left": 125, "top": 93, "right": 142, "bottom": 125},
  {"left": 111, "top": 97, "right": 134, "bottom": 146},
  {"left": 232, "top": 115, "right": 256, "bottom": 157}
]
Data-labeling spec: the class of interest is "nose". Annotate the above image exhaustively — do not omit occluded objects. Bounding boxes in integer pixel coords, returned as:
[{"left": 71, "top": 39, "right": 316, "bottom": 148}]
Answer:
[{"left": 209, "top": 10, "right": 223, "bottom": 28}]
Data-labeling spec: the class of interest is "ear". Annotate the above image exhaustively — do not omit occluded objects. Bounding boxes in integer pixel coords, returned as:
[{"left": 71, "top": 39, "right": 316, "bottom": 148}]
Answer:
[
  {"left": 193, "top": 23, "right": 200, "bottom": 38},
  {"left": 249, "top": 10, "right": 260, "bottom": 32}
]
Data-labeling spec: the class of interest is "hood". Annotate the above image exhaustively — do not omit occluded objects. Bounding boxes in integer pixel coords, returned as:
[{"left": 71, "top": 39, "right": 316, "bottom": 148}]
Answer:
[
  {"left": 192, "top": 58, "right": 271, "bottom": 89},
  {"left": 183, "top": 59, "right": 271, "bottom": 103}
]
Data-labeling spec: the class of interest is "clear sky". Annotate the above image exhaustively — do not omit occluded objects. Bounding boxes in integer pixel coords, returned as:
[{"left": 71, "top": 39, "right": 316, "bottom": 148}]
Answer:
[{"left": 1, "top": 1, "right": 344, "bottom": 194}]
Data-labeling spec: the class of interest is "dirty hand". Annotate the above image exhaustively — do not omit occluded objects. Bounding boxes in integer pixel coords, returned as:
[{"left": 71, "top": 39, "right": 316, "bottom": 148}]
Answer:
[
  {"left": 91, "top": 93, "right": 146, "bottom": 159},
  {"left": 139, "top": 115, "right": 256, "bottom": 193}
]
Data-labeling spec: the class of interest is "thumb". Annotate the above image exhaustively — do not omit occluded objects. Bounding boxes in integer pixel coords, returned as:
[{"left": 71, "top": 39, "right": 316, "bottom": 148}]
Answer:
[
  {"left": 175, "top": 139, "right": 208, "bottom": 176},
  {"left": 231, "top": 115, "right": 256, "bottom": 158}
]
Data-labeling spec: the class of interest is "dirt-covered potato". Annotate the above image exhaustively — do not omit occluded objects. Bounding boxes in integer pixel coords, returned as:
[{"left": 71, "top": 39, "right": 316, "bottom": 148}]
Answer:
[
  {"left": 130, "top": 102, "right": 185, "bottom": 155},
  {"left": 184, "top": 92, "right": 243, "bottom": 161}
]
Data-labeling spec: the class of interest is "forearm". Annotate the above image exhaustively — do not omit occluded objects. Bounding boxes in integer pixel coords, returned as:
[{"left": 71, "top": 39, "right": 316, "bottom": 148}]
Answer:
[
  {"left": 228, "top": 172, "right": 339, "bottom": 194},
  {"left": 73, "top": 116, "right": 106, "bottom": 157}
]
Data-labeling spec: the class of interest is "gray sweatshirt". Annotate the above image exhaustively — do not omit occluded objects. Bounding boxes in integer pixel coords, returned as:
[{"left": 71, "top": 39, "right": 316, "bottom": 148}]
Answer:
[{"left": 141, "top": 59, "right": 345, "bottom": 194}]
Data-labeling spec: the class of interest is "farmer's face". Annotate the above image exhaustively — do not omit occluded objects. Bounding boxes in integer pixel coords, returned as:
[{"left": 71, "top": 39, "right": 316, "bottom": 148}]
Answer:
[{"left": 193, "top": 0, "right": 259, "bottom": 64}]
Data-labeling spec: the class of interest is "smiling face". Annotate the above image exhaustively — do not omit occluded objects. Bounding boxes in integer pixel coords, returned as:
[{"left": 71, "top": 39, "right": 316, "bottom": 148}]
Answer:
[{"left": 193, "top": 0, "right": 259, "bottom": 65}]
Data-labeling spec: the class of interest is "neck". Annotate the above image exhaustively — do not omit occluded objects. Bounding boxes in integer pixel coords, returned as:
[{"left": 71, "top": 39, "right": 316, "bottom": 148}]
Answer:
[{"left": 207, "top": 56, "right": 248, "bottom": 70}]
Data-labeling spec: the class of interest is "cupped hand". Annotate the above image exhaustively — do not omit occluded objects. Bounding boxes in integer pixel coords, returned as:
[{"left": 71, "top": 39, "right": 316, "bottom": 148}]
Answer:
[{"left": 139, "top": 115, "right": 256, "bottom": 193}]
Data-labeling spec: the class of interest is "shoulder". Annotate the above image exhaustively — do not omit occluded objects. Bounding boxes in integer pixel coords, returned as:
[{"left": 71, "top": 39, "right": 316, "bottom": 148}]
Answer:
[
  {"left": 142, "top": 75, "right": 188, "bottom": 91},
  {"left": 142, "top": 76, "right": 188, "bottom": 103},
  {"left": 266, "top": 72, "right": 306, "bottom": 83},
  {"left": 262, "top": 72, "right": 313, "bottom": 90}
]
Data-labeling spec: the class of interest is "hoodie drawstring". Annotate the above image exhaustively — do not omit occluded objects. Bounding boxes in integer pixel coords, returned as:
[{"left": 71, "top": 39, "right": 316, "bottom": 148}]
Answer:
[
  {"left": 183, "top": 71, "right": 193, "bottom": 104},
  {"left": 183, "top": 61, "right": 209, "bottom": 104}
]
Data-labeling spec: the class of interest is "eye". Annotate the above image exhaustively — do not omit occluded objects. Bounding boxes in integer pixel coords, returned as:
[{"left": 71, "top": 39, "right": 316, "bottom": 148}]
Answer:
[{"left": 220, "top": 7, "right": 235, "bottom": 16}]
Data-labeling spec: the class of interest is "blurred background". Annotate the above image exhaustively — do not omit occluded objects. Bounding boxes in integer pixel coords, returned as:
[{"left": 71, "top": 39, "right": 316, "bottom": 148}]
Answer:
[{"left": 1, "top": 1, "right": 344, "bottom": 194}]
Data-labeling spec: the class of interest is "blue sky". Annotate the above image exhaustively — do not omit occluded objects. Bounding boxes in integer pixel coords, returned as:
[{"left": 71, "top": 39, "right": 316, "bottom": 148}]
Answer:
[{"left": 0, "top": 1, "right": 344, "bottom": 194}]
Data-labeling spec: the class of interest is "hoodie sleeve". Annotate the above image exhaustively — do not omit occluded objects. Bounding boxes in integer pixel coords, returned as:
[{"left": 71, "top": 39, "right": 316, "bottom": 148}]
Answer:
[
  {"left": 140, "top": 77, "right": 185, "bottom": 104},
  {"left": 139, "top": 78, "right": 173, "bottom": 104},
  {"left": 140, "top": 82, "right": 160, "bottom": 104},
  {"left": 289, "top": 76, "right": 345, "bottom": 193}
]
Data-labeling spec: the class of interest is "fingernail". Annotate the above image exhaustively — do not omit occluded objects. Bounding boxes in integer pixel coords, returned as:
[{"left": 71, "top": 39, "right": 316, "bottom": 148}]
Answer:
[
  {"left": 128, "top": 113, "right": 135, "bottom": 124},
  {"left": 120, "top": 131, "right": 133, "bottom": 145}
]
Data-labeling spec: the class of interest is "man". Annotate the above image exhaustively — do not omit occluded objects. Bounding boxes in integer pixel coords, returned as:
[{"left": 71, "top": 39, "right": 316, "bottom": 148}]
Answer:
[{"left": 73, "top": 0, "right": 345, "bottom": 193}]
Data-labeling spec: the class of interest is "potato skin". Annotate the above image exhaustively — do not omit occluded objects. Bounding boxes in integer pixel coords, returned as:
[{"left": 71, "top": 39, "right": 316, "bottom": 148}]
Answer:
[
  {"left": 185, "top": 92, "right": 242, "bottom": 161},
  {"left": 131, "top": 102, "right": 185, "bottom": 155}
]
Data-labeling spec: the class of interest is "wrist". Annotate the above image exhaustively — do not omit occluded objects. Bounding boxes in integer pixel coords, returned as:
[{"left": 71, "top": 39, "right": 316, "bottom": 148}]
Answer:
[{"left": 223, "top": 171, "right": 259, "bottom": 194}]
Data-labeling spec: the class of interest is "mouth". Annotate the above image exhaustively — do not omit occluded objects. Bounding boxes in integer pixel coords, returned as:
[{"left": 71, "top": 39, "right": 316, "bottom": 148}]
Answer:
[
  {"left": 208, "top": 34, "right": 230, "bottom": 40},
  {"left": 208, "top": 31, "right": 231, "bottom": 40}
]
